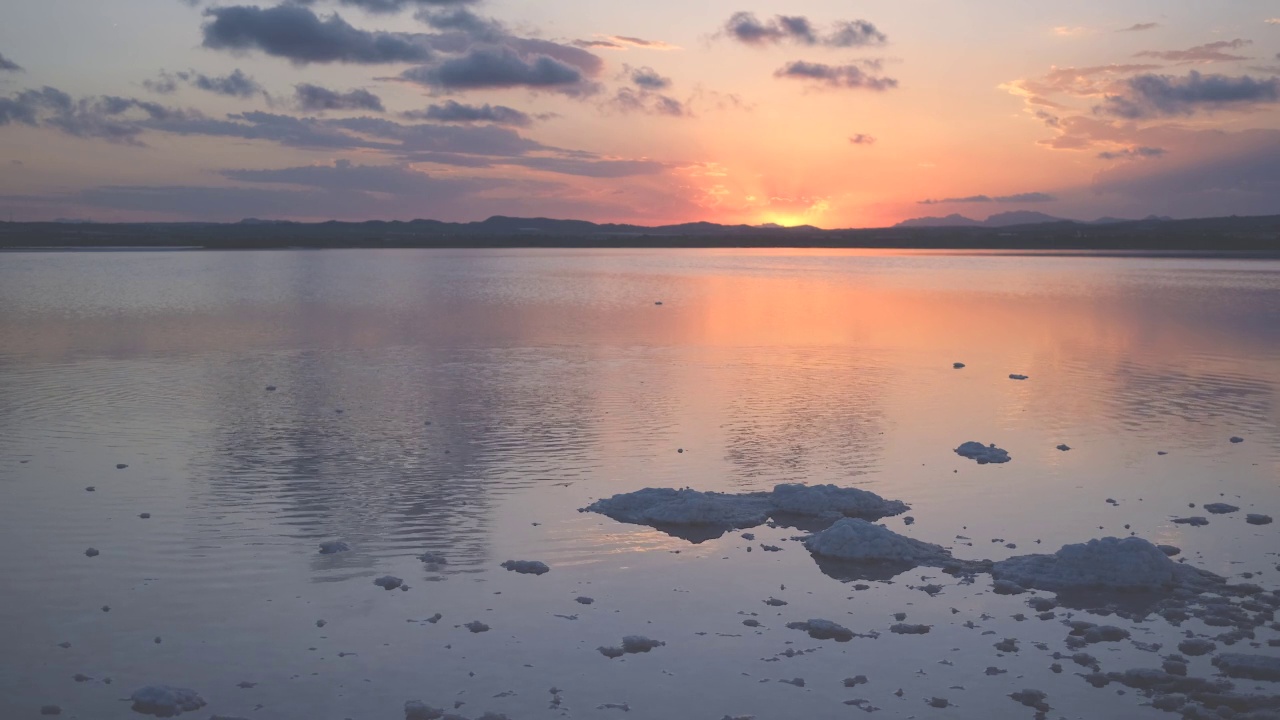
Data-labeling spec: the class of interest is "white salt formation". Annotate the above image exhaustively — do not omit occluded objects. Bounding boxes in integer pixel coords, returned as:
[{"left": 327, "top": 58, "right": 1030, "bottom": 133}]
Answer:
[
  {"left": 129, "top": 686, "right": 206, "bottom": 717},
  {"left": 583, "top": 483, "right": 908, "bottom": 535},
  {"left": 991, "top": 537, "right": 1200, "bottom": 592},
  {"left": 501, "top": 560, "right": 550, "bottom": 575},
  {"left": 954, "top": 441, "right": 1011, "bottom": 464},
  {"left": 803, "top": 518, "right": 951, "bottom": 565}
]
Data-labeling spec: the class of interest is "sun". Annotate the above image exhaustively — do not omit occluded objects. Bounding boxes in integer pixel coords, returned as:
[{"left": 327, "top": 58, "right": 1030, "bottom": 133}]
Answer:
[{"left": 759, "top": 213, "right": 807, "bottom": 228}]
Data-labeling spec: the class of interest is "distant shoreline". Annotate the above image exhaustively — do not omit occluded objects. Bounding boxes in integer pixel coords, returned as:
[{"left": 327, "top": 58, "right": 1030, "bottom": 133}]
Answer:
[{"left": 1, "top": 213, "right": 1277, "bottom": 253}]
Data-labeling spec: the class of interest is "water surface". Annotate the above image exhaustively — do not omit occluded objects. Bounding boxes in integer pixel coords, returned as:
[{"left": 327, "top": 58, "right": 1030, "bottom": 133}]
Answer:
[{"left": 1, "top": 249, "right": 1277, "bottom": 719}]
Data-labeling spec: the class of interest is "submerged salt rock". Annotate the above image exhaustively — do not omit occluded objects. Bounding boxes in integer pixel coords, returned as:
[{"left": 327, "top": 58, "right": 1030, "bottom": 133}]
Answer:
[
  {"left": 991, "top": 537, "right": 1198, "bottom": 592},
  {"left": 116, "top": 464, "right": 128, "bottom": 470},
  {"left": 1056, "top": 444, "right": 1071, "bottom": 452},
  {"left": 404, "top": 701, "right": 445, "bottom": 719},
  {"left": 786, "top": 619, "right": 855, "bottom": 642},
  {"left": 953, "top": 362, "right": 966, "bottom": 369},
  {"left": 418, "top": 552, "right": 448, "bottom": 565},
  {"left": 129, "top": 685, "right": 206, "bottom": 717},
  {"left": 1009, "top": 689, "right": 1049, "bottom": 712},
  {"left": 622, "top": 636, "right": 665, "bottom": 653},
  {"left": 465, "top": 621, "right": 490, "bottom": 633},
  {"left": 1172, "top": 516, "right": 1208, "bottom": 526},
  {"left": 1229, "top": 436, "right": 1244, "bottom": 444},
  {"left": 374, "top": 576, "right": 403, "bottom": 591},
  {"left": 40, "top": 707, "right": 61, "bottom": 716},
  {"left": 1178, "top": 638, "right": 1216, "bottom": 656},
  {"left": 84, "top": 548, "right": 99, "bottom": 557},
  {"left": 1157, "top": 545, "right": 1181, "bottom": 557},
  {"left": 501, "top": 560, "right": 550, "bottom": 575},
  {"left": 1246, "top": 514, "right": 1273, "bottom": 525},
  {"left": 1009, "top": 374, "right": 1028, "bottom": 381},
  {"left": 954, "top": 441, "right": 1011, "bottom": 464},
  {"left": 890, "top": 624, "right": 931, "bottom": 635},
  {"left": 803, "top": 518, "right": 951, "bottom": 565},
  {"left": 1203, "top": 503, "right": 1239, "bottom": 515},
  {"left": 575, "top": 596, "right": 595, "bottom": 605},
  {"left": 1211, "top": 653, "right": 1280, "bottom": 681},
  {"left": 318, "top": 541, "right": 350, "bottom": 554}
]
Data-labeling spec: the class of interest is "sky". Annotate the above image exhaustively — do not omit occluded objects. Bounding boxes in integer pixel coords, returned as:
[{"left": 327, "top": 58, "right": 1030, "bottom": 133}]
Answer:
[{"left": 1, "top": 1, "right": 1278, "bottom": 227}]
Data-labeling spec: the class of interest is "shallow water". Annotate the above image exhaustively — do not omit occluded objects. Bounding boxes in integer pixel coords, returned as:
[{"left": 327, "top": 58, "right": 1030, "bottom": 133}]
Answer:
[{"left": 0, "top": 248, "right": 1277, "bottom": 719}]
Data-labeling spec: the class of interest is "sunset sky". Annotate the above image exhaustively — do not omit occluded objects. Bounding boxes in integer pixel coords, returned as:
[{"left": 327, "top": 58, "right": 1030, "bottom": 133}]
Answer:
[{"left": 1, "top": 1, "right": 1278, "bottom": 227}]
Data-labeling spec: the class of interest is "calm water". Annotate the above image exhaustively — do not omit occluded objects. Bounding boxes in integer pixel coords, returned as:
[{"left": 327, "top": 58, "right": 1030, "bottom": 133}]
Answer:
[{"left": 0, "top": 249, "right": 1277, "bottom": 720}]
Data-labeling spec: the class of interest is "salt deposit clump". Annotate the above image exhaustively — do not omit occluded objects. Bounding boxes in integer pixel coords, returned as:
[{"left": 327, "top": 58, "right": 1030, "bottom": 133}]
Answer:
[
  {"left": 1246, "top": 514, "right": 1272, "bottom": 525},
  {"left": 318, "top": 541, "right": 350, "bottom": 554},
  {"left": 954, "top": 442, "right": 1011, "bottom": 464},
  {"left": 1203, "top": 503, "right": 1239, "bottom": 514},
  {"left": 599, "top": 636, "right": 665, "bottom": 658},
  {"left": 991, "top": 537, "right": 1199, "bottom": 592},
  {"left": 404, "top": 701, "right": 444, "bottom": 719},
  {"left": 501, "top": 560, "right": 550, "bottom": 575},
  {"left": 129, "top": 685, "right": 206, "bottom": 717},
  {"left": 803, "top": 518, "right": 951, "bottom": 565},
  {"left": 786, "top": 619, "right": 855, "bottom": 642},
  {"left": 374, "top": 576, "right": 403, "bottom": 590},
  {"left": 1211, "top": 653, "right": 1280, "bottom": 681},
  {"left": 582, "top": 483, "right": 908, "bottom": 538}
]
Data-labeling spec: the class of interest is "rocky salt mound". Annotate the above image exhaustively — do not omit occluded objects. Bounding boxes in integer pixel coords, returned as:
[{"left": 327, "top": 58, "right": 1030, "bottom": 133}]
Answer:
[
  {"left": 991, "top": 537, "right": 1205, "bottom": 593},
  {"left": 582, "top": 484, "right": 908, "bottom": 540},
  {"left": 803, "top": 518, "right": 953, "bottom": 566},
  {"left": 954, "top": 441, "right": 1011, "bottom": 464},
  {"left": 129, "top": 686, "right": 206, "bottom": 717}
]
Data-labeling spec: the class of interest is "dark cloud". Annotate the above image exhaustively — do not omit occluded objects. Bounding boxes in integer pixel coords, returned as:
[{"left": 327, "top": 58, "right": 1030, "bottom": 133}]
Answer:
[
  {"left": 629, "top": 66, "right": 671, "bottom": 90},
  {"left": 294, "top": 83, "right": 384, "bottom": 111},
  {"left": 1091, "top": 128, "right": 1280, "bottom": 217},
  {"left": 400, "top": 46, "right": 594, "bottom": 94},
  {"left": 223, "top": 159, "right": 468, "bottom": 194},
  {"left": 202, "top": 5, "right": 432, "bottom": 64},
  {"left": 0, "top": 86, "right": 196, "bottom": 145},
  {"left": 0, "top": 52, "right": 22, "bottom": 72},
  {"left": 1135, "top": 39, "right": 1252, "bottom": 63},
  {"left": 575, "top": 39, "right": 622, "bottom": 49},
  {"left": 722, "top": 12, "right": 886, "bottom": 47},
  {"left": 609, "top": 87, "right": 686, "bottom": 117},
  {"left": 413, "top": 7, "right": 503, "bottom": 40},
  {"left": 145, "top": 69, "right": 263, "bottom": 98},
  {"left": 1101, "top": 71, "right": 1280, "bottom": 118},
  {"left": 773, "top": 61, "right": 897, "bottom": 90},
  {"left": 919, "top": 192, "right": 1056, "bottom": 204},
  {"left": 1119, "top": 22, "right": 1159, "bottom": 32},
  {"left": 403, "top": 100, "right": 532, "bottom": 126},
  {"left": 848, "top": 133, "right": 875, "bottom": 145},
  {"left": 1097, "top": 146, "right": 1165, "bottom": 160}
]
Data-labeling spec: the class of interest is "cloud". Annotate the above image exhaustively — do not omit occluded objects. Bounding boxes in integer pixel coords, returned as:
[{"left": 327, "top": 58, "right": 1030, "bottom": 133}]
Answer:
[
  {"left": 1090, "top": 128, "right": 1280, "bottom": 217},
  {"left": 144, "top": 69, "right": 263, "bottom": 98},
  {"left": 0, "top": 86, "right": 196, "bottom": 145},
  {"left": 503, "top": 155, "right": 668, "bottom": 178},
  {"left": 918, "top": 192, "right": 1056, "bottom": 204},
  {"left": 628, "top": 66, "right": 671, "bottom": 90},
  {"left": 848, "top": 133, "right": 875, "bottom": 145},
  {"left": 400, "top": 45, "right": 595, "bottom": 94},
  {"left": 1119, "top": 23, "right": 1159, "bottom": 32},
  {"left": 722, "top": 12, "right": 886, "bottom": 47},
  {"left": 294, "top": 83, "right": 384, "bottom": 111},
  {"left": 413, "top": 7, "right": 503, "bottom": 40},
  {"left": 609, "top": 87, "right": 686, "bottom": 117},
  {"left": 1135, "top": 39, "right": 1253, "bottom": 64},
  {"left": 222, "top": 159, "right": 467, "bottom": 193},
  {"left": 202, "top": 5, "right": 432, "bottom": 64},
  {"left": 0, "top": 52, "right": 22, "bottom": 72},
  {"left": 1101, "top": 70, "right": 1280, "bottom": 118},
  {"left": 1097, "top": 146, "right": 1165, "bottom": 160},
  {"left": 1053, "top": 26, "right": 1093, "bottom": 37},
  {"left": 1266, "top": 18, "right": 1280, "bottom": 25},
  {"left": 294, "top": 0, "right": 479, "bottom": 13},
  {"left": 774, "top": 61, "right": 897, "bottom": 90},
  {"left": 403, "top": 100, "right": 532, "bottom": 126}
]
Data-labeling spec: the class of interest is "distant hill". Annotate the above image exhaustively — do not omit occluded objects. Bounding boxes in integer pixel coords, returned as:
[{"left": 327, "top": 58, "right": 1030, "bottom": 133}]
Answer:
[
  {"left": 896, "top": 211, "right": 1066, "bottom": 228},
  {"left": 2, "top": 213, "right": 1277, "bottom": 253}
]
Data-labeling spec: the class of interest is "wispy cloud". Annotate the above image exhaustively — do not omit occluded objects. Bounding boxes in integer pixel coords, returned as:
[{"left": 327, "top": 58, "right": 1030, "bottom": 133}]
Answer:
[
  {"left": 1135, "top": 39, "right": 1253, "bottom": 64},
  {"left": 919, "top": 192, "right": 1056, "bottom": 204},
  {"left": 1098, "top": 146, "right": 1165, "bottom": 160},
  {"left": 848, "top": 133, "right": 875, "bottom": 145},
  {"left": 1119, "top": 22, "right": 1159, "bottom": 32},
  {"left": 774, "top": 61, "right": 897, "bottom": 91}
]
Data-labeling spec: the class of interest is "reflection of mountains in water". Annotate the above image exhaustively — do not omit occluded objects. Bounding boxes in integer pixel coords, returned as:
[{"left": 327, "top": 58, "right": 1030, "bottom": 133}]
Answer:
[{"left": 195, "top": 346, "right": 611, "bottom": 579}]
